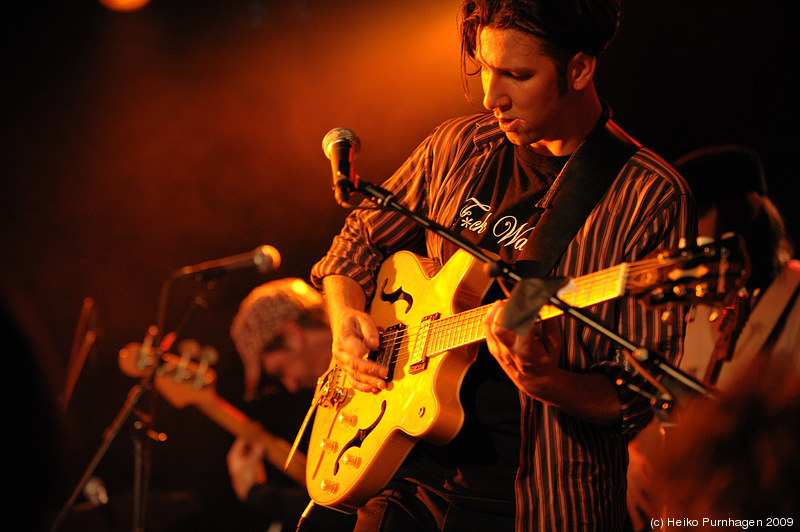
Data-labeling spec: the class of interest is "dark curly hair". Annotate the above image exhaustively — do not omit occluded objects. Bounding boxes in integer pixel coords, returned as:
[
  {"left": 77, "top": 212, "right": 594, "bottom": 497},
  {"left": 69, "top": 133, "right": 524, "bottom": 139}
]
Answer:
[{"left": 458, "top": 0, "right": 621, "bottom": 97}]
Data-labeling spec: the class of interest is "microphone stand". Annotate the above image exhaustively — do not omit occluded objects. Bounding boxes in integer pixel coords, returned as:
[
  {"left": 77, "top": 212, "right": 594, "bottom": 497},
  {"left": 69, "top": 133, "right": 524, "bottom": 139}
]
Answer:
[
  {"left": 49, "top": 275, "right": 213, "bottom": 532},
  {"left": 342, "top": 179, "right": 521, "bottom": 282},
  {"left": 338, "top": 177, "right": 717, "bottom": 415}
]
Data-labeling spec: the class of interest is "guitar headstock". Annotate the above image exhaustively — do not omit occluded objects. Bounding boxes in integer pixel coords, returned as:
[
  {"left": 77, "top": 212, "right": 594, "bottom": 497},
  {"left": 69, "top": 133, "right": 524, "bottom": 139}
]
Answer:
[
  {"left": 630, "top": 234, "right": 750, "bottom": 308},
  {"left": 118, "top": 340, "right": 219, "bottom": 409}
]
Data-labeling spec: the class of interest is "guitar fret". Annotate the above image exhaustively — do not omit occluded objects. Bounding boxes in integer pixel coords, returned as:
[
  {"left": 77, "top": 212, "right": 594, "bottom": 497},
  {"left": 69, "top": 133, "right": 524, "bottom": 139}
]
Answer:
[
  {"left": 424, "top": 306, "right": 484, "bottom": 356},
  {"left": 422, "top": 265, "right": 629, "bottom": 357}
]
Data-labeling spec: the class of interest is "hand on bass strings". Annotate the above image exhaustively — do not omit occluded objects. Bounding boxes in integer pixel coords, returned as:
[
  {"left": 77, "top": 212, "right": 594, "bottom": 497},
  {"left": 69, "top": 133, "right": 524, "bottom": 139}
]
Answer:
[{"left": 226, "top": 437, "right": 267, "bottom": 501}]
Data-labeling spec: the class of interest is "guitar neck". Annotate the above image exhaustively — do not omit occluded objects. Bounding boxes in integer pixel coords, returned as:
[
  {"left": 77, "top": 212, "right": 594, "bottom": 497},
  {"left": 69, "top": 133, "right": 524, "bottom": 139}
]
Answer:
[
  {"left": 195, "top": 394, "right": 307, "bottom": 487},
  {"left": 426, "top": 263, "right": 630, "bottom": 353}
]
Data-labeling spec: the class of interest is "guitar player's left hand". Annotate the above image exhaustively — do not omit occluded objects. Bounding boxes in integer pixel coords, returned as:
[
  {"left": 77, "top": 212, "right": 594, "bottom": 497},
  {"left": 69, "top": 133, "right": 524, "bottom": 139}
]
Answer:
[
  {"left": 485, "top": 301, "right": 621, "bottom": 426},
  {"left": 484, "top": 300, "right": 562, "bottom": 393}
]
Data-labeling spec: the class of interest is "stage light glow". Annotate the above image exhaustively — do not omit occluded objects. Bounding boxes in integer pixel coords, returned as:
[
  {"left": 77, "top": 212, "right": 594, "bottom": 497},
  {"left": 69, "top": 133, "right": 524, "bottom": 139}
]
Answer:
[{"left": 98, "top": 0, "right": 151, "bottom": 12}]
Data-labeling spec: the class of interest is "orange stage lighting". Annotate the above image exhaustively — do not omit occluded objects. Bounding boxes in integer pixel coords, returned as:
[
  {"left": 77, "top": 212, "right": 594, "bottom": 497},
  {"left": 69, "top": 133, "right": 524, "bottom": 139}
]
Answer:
[{"left": 98, "top": 0, "right": 151, "bottom": 12}]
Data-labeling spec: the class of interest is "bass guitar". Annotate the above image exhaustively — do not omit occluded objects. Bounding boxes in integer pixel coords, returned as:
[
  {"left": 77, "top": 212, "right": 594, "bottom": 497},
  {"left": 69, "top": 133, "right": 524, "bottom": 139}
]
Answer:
[{"left": 118, "top": 341, "right": 307, "bottom": 487}]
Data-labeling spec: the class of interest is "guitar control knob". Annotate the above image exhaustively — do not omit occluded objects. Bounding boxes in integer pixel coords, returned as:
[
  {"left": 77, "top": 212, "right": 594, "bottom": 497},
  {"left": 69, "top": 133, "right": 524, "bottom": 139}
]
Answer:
[
  {"left": 320, "top": 479, "right": 338, "bottom": 493},
  {"left": 338, "top": 411, "right": 358, "bottom": 426},
  {"left": 320, "top": 438, "right": 338, "bottom": 453},
  {"left": 341, "top": 451, "right": 362, "bottom": 469}
]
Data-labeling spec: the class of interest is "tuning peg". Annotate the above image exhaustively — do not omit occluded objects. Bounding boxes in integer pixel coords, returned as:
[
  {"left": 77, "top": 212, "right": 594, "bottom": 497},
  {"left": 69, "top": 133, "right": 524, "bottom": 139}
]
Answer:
[
  {"left": 178, "top": 339, "right": 201, "bottom": 358},
  {"left": 146, "top": 429, "right": 168, "bottom": 442},
  {"left": 188, "top": 345, "right": 218, "bottom": 389},
  {"left": 671, "top": 285, "right": 687, "bottom": 299},
  {"left": 694, "top": 283, "right": 710, "bottom": 299},
  {"left": 648, "top": 288, "right": 666, "bottom": 304},
  {"left": 696, "top": 236, "right": 715, "bottom": 246},
  {"left": 199, "top": 346, "right": 219, "bottom": 365},
  {"left": 660, "top": 308, "right": 675, "bottom": 324},
  {"left": 173, "top": 339, "right": 201, "bottom": 383}
]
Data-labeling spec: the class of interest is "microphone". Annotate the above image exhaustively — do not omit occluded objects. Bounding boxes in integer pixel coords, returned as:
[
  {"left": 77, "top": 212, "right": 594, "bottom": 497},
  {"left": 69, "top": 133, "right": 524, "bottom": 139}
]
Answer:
[
  {"left": 322, "top": 127, "right": 361, "bottom": 207},
  {"left": 170, "top": 245, "right": 281, "bottom": 280}
]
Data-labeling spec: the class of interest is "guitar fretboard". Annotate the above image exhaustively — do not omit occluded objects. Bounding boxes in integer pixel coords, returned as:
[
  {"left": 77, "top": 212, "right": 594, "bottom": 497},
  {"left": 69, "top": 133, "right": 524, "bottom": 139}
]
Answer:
[{"left": 425, "top": 263, "right": 630, "bottom": 354}]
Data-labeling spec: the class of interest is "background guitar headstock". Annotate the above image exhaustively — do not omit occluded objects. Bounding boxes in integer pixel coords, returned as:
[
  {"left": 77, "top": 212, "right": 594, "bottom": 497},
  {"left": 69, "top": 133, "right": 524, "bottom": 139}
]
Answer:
[
  {"left": 118, "top": 340, "right": 220, "bottom": 410},
  {"left": 631, "top": 234, "right": 750, "bottom": 309}
]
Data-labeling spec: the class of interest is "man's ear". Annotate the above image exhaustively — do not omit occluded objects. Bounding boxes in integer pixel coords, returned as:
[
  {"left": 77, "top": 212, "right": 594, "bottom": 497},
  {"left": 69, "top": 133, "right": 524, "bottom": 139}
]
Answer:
[{"left": 569, "top": 52, "right": 597, "bottom": 91}]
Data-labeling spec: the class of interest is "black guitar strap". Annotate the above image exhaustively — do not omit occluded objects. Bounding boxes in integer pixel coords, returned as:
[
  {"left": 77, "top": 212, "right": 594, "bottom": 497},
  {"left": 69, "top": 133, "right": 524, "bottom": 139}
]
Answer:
[
  {"left": 502, "top": 115, "right": 641, "bottom": 335},
  {"left": 516, "top": 116, "right": 640, "bottom": 278}
]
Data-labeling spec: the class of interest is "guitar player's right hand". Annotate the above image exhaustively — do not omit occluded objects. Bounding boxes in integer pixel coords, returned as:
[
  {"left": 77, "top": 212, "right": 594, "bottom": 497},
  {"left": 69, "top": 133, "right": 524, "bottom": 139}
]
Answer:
[
  {"left": 330, "top": 305, "right": 387, "bottom": 393},
  {"left": 322, "top": 275, "right": 388, "bottom": 393}
]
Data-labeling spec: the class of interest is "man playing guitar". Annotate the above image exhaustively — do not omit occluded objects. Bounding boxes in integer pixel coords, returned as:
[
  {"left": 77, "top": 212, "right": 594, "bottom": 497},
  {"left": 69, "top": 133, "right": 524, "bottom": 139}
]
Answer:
[{"left": 310, "top": 1, "right": 696, "bottom": 530}]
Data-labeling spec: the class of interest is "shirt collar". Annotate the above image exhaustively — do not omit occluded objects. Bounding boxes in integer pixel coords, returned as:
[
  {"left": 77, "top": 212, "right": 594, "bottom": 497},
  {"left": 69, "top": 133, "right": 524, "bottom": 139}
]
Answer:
[{"left": 472, "top": 113, "right": 507, "bottom": 151}]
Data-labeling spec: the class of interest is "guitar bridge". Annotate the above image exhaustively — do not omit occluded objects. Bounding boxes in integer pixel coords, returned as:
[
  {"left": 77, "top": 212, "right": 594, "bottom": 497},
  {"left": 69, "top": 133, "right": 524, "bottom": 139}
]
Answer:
[{"left": 318, "top": 366, "right": 348, "bottom": 409}]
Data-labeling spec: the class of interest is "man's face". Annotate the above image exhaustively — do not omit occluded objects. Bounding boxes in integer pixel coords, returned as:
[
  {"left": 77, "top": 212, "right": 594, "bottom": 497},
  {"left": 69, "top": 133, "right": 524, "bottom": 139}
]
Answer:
[
  {"left": 260, "top": 344, "right": 316, "bottom": 393},
  {"left": 476, "top": 26, "right": 569, "bottom": 151}
]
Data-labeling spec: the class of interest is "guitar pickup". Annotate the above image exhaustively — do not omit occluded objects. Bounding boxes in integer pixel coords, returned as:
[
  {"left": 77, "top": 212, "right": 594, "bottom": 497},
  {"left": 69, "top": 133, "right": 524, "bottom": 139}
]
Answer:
[{"left": 409, "top": 313, "right": 440, "bottom": 374}]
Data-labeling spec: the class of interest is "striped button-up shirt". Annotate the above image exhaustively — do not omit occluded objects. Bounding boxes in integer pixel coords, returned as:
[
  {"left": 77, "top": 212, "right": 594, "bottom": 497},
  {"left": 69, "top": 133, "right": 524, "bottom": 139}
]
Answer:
[{"left": 311, "top": 113, "right": 696, "bottom": 531}]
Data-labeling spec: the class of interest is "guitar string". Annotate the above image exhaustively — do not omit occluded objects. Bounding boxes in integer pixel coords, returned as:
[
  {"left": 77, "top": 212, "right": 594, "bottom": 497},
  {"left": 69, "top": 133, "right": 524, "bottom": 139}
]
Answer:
[
  {"left": 374, "top": 255, "right": 698, "bottom": 368},
  {"left": 375, "top": 258, "right": 666, "bottom": 362},
  {"left": 377, "top": 255, "right": 678, "bottom": 355}
]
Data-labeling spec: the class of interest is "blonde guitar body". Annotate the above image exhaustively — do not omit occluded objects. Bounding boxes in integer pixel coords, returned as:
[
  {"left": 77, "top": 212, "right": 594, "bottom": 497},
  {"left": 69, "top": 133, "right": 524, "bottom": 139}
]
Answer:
[{"left": 306, "top": 250, "right": 492, "bottom": 512}]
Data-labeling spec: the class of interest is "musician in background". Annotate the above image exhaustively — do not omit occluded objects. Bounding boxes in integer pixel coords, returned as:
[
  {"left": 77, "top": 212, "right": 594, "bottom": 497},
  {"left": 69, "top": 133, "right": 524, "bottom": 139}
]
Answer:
[
  {"left": 626, "top": 145, "right": 799, "bottom": 531},
  {"left": 674, "top": 144, "right": 798, "bottom": 385},
  {"left": 311, "top": 1, "right": 695, "bottom": 530},
  {"left": 226, "top": 278, "right": 356, "bottom": 531}
]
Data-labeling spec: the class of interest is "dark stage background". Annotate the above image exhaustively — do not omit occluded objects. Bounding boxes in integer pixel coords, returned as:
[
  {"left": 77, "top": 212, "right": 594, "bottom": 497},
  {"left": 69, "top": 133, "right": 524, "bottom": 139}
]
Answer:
[{"left": 3, "top": 1, "right": 797, "bottom": 531}]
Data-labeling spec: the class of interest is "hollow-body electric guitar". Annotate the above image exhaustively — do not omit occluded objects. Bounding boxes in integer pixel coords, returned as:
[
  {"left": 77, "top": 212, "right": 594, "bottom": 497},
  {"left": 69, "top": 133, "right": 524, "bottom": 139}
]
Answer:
[{"left": 305, "top": 237, "right": 747, "bottom": 512}]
